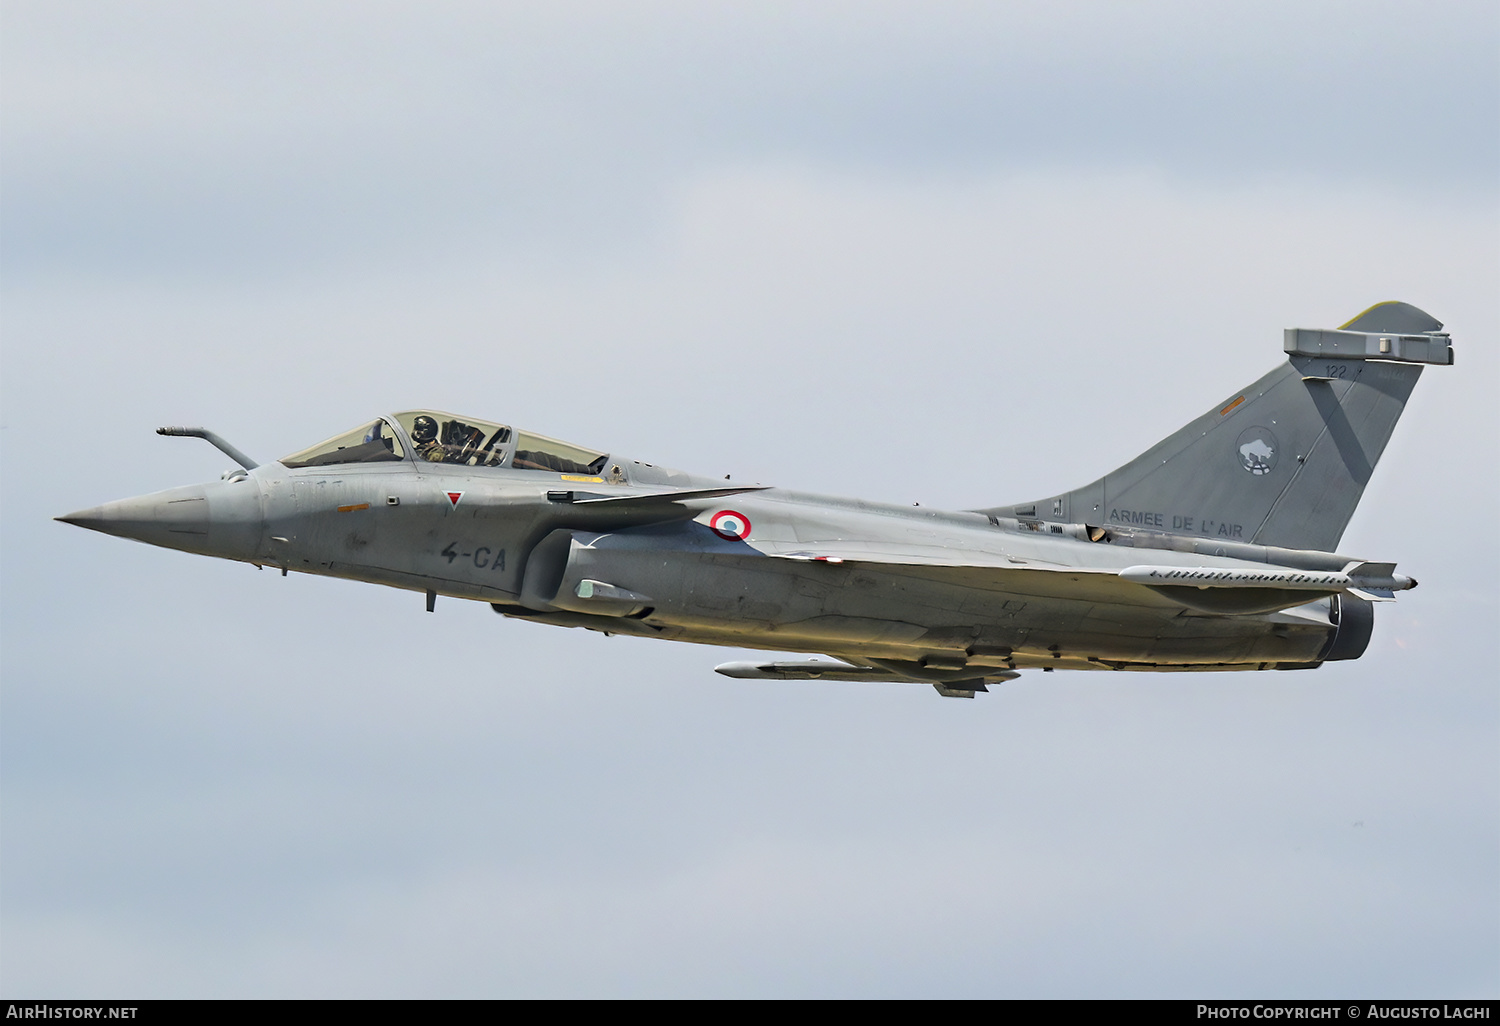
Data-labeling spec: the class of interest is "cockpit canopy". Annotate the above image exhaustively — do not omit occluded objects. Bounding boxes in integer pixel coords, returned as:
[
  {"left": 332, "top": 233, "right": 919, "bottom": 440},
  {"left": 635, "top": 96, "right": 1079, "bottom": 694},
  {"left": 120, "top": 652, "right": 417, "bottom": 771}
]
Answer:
[
  {"left": 279, "top": 411, "right": 610, "bottom": 476},
  {"left": 279, "top": 419, "right": 405, "bottom": 468}
]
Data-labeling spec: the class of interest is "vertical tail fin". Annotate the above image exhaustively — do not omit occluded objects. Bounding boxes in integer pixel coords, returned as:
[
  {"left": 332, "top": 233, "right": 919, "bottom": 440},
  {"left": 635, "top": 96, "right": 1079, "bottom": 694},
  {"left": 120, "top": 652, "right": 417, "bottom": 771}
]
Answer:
[{"left": 990, "top": 303, "right": 1453, "bottom": 552}]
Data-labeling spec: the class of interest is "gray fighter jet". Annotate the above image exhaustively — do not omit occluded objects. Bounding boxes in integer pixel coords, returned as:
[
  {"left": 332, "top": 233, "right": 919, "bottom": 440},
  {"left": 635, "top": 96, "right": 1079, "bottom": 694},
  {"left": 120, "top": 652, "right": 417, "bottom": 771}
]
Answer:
[{"left": 59, "top": 302, "right": 1452, "bottom": 697}]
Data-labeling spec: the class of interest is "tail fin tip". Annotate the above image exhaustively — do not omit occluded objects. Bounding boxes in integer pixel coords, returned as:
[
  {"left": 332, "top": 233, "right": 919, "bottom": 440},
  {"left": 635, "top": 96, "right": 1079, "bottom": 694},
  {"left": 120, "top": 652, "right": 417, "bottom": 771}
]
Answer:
[{"left": 1339, "top": 301, "right": 1442, "bottom": 334}]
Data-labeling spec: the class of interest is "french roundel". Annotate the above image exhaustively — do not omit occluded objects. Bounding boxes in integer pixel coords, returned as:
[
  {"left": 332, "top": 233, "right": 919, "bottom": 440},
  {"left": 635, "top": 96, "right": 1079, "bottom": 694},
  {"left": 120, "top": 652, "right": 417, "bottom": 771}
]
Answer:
[{"left": 709, "top": 509, "right": 752, "bottom": 541}]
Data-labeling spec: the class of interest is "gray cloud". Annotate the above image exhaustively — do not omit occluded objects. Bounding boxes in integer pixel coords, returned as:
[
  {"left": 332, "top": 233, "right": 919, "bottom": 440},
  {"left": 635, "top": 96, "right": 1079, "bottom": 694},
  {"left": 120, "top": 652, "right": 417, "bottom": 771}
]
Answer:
[{"left": 4, "top": 1, "right": 1495, "bottom": 279}]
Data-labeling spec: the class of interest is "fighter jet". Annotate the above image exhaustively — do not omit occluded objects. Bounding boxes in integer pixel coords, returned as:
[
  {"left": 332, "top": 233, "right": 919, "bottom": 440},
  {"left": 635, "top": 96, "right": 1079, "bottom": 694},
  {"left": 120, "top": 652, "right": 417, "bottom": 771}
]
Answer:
[{"left": 58, "top": 302, "right": 1452, "bottom": 697}]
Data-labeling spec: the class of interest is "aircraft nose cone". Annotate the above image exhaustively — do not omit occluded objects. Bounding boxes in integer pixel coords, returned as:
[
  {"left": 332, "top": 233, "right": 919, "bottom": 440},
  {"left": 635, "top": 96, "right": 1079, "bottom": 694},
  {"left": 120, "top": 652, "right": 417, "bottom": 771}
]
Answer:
[
  {"left": 55, "top": 506, "right": 108, "bottom": 531},
  {"left": 55, "top": 488, "right": 210, "bottom": 543},
  {"left": 56, "top": 480, "right": 262, "bottom": 561}
]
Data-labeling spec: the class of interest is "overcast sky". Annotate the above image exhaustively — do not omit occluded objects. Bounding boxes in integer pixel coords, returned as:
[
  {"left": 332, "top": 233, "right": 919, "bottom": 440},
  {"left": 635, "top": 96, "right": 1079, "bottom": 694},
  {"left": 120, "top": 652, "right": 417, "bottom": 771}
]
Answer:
[{"left": 2, "top": 0, "right": 1496, "bottom": 997}]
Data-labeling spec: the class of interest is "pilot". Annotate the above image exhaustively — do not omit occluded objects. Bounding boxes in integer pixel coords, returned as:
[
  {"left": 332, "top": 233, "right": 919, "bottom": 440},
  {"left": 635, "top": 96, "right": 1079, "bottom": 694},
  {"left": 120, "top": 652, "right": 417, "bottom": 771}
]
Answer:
[{"left": 411, "top": 415, "right": 447, "bottom": 463}]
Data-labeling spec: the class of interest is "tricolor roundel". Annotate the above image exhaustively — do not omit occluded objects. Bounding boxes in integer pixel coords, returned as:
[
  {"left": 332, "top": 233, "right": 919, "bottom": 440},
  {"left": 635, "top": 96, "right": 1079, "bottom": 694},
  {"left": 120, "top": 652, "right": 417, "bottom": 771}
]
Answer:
[{"left": 709, "top": 509, "right": 752, "bottom": 541}]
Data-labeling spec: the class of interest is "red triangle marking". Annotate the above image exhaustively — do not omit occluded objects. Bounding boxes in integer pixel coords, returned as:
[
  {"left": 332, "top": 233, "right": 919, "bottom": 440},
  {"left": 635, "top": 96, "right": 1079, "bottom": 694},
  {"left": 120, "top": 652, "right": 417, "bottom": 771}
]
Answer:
[{"left": 446, "top": 491, "right": 463, "bottom": 507}]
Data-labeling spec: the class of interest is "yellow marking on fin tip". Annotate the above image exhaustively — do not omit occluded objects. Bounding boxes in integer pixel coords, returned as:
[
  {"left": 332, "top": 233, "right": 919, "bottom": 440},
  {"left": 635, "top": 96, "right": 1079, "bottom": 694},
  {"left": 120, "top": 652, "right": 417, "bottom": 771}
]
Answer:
[{"left": 1339, "top": 301, "right": 1398, "bottom": 330}]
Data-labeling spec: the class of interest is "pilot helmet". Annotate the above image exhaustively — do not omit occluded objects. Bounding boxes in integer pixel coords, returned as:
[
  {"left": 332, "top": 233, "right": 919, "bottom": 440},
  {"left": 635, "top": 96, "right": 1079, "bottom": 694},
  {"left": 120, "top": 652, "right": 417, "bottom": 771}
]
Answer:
[{"left": 411, "top": 416, "right": 438, "bottom": 443}]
